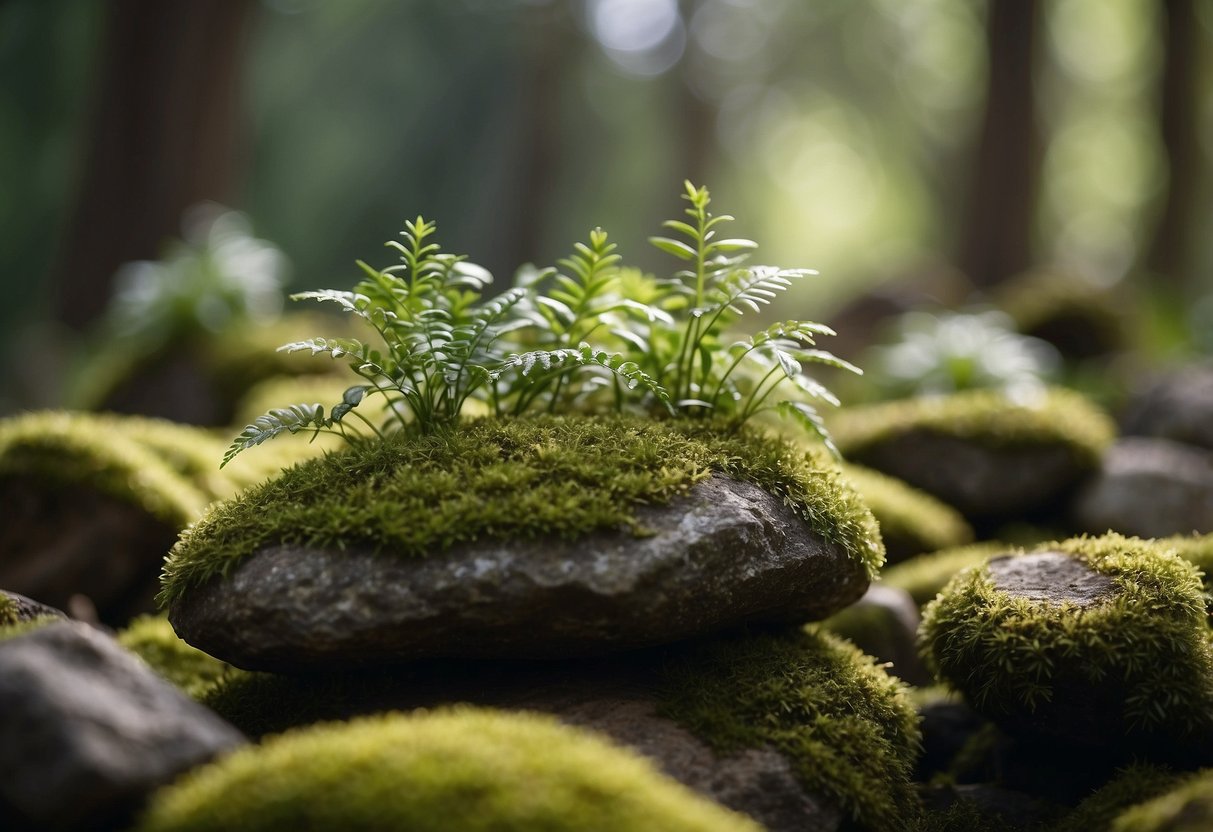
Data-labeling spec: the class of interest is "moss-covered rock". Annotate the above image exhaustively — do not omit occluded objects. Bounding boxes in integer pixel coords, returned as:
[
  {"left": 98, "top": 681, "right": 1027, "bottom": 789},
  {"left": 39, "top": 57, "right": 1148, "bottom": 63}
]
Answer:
[
  {"left": 1156, "top": 533, "right": 1213, "bottom": 594},
  {"left": 135, "top": 707, "right": 760, "bottom": 832},
  {"left": 830, "top": 389, "right": 1115, "bottom": 523},
  {"left": 1112, "top": 769, "right": 1213, "bottom": 832},
  {"left": 995, "top": 268, "right": 1133, "bottom": 361},
  {"left": 116, "top": 614, "right": 229, "bottom": 700},
  {"left": 881, "top": 541, "right": 1010, "bottom": 608},
  {"left": 1049, "top": 764, "right": 1186, "bottom": 832},
  {"left": 659, "top": 627, "right": 922, "bottom": 831},
  {"left": 842, "top": 464, "right": 974, "bottom": 563},
  {"left": 920, "top": 533, "right": 1213, "bottom": 759}
]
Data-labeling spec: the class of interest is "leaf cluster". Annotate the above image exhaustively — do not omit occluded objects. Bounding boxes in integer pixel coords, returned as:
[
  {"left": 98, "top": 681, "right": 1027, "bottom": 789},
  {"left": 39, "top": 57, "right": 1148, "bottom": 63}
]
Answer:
[{"left": 225, "top": 183, "right": 857, "bottom": 465}]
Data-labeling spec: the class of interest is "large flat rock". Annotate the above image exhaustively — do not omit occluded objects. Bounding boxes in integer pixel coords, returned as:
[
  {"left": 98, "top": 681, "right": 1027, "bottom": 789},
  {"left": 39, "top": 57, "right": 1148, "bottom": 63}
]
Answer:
[{"left": 171, "top": 475, "right": 870, "bottom": 670}]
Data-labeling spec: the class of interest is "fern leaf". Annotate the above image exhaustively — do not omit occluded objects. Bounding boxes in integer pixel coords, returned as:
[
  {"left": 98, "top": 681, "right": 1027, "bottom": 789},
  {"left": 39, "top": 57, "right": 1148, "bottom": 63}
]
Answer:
[
  {"left": 223, "top": 403, "right": 327, "bottom": 467},
  {"left": 777, "top": 400, "right": 840, "bottom": 459}
]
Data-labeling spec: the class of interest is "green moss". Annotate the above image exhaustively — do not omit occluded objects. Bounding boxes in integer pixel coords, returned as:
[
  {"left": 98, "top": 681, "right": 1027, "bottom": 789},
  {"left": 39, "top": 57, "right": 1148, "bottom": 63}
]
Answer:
[
  {"left": 116, "top": 614, "right": 230, "bottom": 699},
  {"left": 1155, "top": 533, "right": 1213, "bottom": 594},
  {"left": 830, "top": 387, "right": 1115, "bottom": 463},
  {"left": 1049, "top": 764, "right": 1185, "bottom": 832},
  {"left": 0, "top": 593, "right": 14, "bottom": 627},
  {"left": 135, "top": 707, "right": 760, "bottom": 832},
  {"left": 842, "top": 464, "right": 974, "bottom": 561},
  {"left": 0, "top": 411, "right": 210, "bottom": 525},
  {"left": 658, "top": 627, "right": 922, "bottom": 831},
  {"left": 915, "top": 799, "right": 1012, "bottom": 832},
  {"left": 920, "top": 533, "right": 1213, "bottom": 745},
  {"left": 996, "top": 268, "right": 1130, "bottom": 354},
  {"left": 160, "top": 416, "right": 883, "bottom": 604},
  {"left": 882, "top": 542, "right": 1012, "bottom": 607},
  {"left": 1112, "top": 770, "right": 1213, "bottom": 832},
  {"left": 0, "top": 616, "right": 58, "bottom": 641}
]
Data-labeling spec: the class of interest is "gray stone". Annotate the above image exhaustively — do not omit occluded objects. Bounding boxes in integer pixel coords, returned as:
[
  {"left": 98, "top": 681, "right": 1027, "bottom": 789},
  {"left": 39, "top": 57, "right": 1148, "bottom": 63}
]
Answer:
[
  {"left": 1072, "top": 437, "right": 1213, "bottom": 538},
  {"left": 0, "top": 589, "right": 67, "bottom": 625},
  {"left": 0, "top": 621, "right": 245, "bottom": 832},
  {"left": 171, "top": 475, "right": 870, "bottom": 670},
  {"left": 825, "top": 585, "right": 927, "bottom": 685},
  {"left": 848, "top": 430, "right": 1085, "bottom": 521},
  {"left": 988, "top": 552, "right": 1116, "bottom": 608},
  {"left": 1123, "top": 364, "right": 1213, "bottom": 450}
]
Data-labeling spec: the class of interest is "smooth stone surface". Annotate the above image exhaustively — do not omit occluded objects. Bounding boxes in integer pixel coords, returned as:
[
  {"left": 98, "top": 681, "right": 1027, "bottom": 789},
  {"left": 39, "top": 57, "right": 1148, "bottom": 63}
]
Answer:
[
  {"left": 171, "top": 475, "right": 870, "bottom": 670},
  {"left": 1072, "top": 437, "right": 1213, "bottom": 538},
  {"left": 847, "top": 430, "right": 1084, "bottom": 522},
  {"left": 0, "top": 476, "right": 178, "bottom": 625},
  {"left": 988, "top": 552, "right": 1116, "bottom": 608},
  {"left": 1122, "top": 364, "right": 1213, "bottom": 450},
  {"left": 0, "top": 621, "right": 244, "bottom": 832},
  {"left": 0, "top": 589, "right": 68, "bottom": 624}
]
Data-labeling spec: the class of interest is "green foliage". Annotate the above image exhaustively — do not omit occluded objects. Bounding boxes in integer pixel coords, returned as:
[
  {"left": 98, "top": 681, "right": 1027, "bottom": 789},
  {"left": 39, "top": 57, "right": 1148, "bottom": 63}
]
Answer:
[
  {"left": 134, "top": 707, "right": 761, "bottom": 832},
  {"left": 1112, "top": 770, "right": 1213, "bottom": 832},
  {"left": 116, "top": 614, "right": 230, "bottom": 700},
  {"left": 1049, "top": 764, "right": 1185, "bottom": 832},
  {"left": 0, "top": 593, "right": 15, "bottom": 627},
  {"left": 225, "top": 183, "right": 855, "bottom": 465},
  {"left": 165, "top": 416, "right": 884, "bottom": 605},
  {"left": 919, "top": 534, "right": 1213, "bottom": 747},
  {"left": 658, "top": 627, "right": 922, "bottom": 832}
]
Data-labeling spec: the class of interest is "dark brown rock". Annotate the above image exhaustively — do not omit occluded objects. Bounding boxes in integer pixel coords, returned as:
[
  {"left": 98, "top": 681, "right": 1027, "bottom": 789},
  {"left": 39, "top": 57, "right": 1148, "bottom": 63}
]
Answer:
[
  {"left": 1072, "top": 437, "right": 1213, "bottom": 538},
  {"left": 0, "top": 476, "right": 178, "bottom": 626},
  {"left": 0, "top": 621, "right": 244, "bottom": 832},
  {"left": 988, "top": 552, "right": 1116, "bottom": 608},
  {"left": 848, "top": 430, "right": 1086, "bottom": 523},
  {"left": 1122, "top": 364, "right": 1213, "bottom": 450},
  {"left": 171, "top": 475, "right": 870, "bottom": 671}
]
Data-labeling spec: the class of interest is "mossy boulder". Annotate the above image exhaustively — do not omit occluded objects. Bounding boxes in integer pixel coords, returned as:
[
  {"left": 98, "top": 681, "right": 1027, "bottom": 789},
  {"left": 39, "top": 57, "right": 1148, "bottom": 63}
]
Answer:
[
  {"left": 995, "top": 268, "right": 1133, "bottom": 361},
  {"left": 920, "top": 534, "right": 1213, "bottom": 760},
  {"left": 841, "top": 464, "right": 974, "bottom": 563},
  {"left": 830, "top": 389, "right": 1115, "bottom": 525},
  {"left": 1112, "top": 769, "right": 1213, "bottom": 832},
  {"left": 165, "top": 417, "right": 882, "bottom": 669},
  {"left": 195, "top": 627, "right": 918, "bottom": 831},
  {"left": 135, "top": 707, "right": 761, "bottom": 832},
  {"left": 1049, "top": 764, "right": 1186, "bottom": 832},
  {"left": 116, "top": 614, "right": 229, "bottom": 700},
  {"left": 0, "top": 589, "right": 66, "bottom": 627}
]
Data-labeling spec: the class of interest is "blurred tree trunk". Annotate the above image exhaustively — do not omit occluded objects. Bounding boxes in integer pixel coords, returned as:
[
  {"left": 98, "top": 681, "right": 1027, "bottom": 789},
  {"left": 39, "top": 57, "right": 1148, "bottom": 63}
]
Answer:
[
  {"left": 1144, "top": 0, "right": 1200, "bottom": 294},
  {"left": 957, "top": 0, "right": 1040, "bottom": 289},
  {"left": 52, "top": 0, "right": 254, "bottom": 331}
]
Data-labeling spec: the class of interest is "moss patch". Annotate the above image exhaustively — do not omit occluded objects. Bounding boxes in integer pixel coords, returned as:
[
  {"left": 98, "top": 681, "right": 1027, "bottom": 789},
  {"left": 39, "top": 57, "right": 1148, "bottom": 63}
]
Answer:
[
  {"left": 920, "top": 533, "right": 1213, "bottom": 747},
  {"left": 1112, "top": 770, "right": 1213, "bottom": 832},
  {"left": 882, "top": 542, "right": 1012, "bottom": 607},
  {"left": 0, "top": 411, "right": 210, "bottom": 525},
  {"left": 161, "top": 416, "right": 882, "bottom": 604},
  {"left": 135, "top": 707, "right": 760, "bottom": 832},
  {"left": 830, "top": 387, "right": 1115, "bottom": 463},
  {"left": 116, "top": 614, "right": 229, "bottom": 699},
  {"left": 0, "top": 593, "right": 14, "bottom": 627},
  {"left": 842, "top": 463, "right": 974, "bottom": 561},
  {"left": 658, "top": 627, "right": 922, "bottom": 831},
  {"left": 1049, "top": 764, "right": 1185, "bottom": 832}
]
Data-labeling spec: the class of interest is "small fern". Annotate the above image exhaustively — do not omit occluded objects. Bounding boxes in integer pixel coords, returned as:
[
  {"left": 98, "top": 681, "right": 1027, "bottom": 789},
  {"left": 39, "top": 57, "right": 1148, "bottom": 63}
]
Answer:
[{"left": 224, "top": 184, "right": 857, "bottom": 466}]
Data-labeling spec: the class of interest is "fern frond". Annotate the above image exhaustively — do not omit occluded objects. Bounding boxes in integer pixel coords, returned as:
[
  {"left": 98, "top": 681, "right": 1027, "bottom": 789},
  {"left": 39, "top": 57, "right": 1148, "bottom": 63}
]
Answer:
[
  {"left": 223, "top": 403, "right": 328, "bottom": 467},
  {"left": 777, "top": 400, "right": 840, "bottom": 459},
  {"left": 495, "top": 343, "right": 673, "bottom": 413}
]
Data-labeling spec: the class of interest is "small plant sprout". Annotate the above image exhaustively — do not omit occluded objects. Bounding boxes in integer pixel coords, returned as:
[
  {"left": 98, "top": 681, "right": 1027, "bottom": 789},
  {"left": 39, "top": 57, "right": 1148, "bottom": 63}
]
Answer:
[{"left": 223, "top": 184, "right": 858, "bottom": 466}]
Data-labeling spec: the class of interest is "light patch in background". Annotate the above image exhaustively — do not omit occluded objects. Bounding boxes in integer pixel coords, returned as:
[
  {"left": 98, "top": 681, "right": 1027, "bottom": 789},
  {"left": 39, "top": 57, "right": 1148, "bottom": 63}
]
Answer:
[{"left": 587, "top": 0, "right": 685, "bottom": 77}]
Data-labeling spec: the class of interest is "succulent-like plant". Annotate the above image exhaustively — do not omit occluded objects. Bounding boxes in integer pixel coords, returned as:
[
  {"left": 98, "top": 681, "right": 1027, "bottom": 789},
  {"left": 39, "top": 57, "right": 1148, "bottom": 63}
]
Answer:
[{"left": 223, "top": 183, "right": 857, "bottom": 465}]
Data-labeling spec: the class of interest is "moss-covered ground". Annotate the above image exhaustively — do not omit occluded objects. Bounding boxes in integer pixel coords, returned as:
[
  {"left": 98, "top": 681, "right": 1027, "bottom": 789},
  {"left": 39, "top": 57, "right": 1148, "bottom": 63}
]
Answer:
[
  {"left": 160, "top": 415, "right": 883, "bottom": 604},
  {"left": 135, "top": 707, "right": 761, "bottom": 832}
]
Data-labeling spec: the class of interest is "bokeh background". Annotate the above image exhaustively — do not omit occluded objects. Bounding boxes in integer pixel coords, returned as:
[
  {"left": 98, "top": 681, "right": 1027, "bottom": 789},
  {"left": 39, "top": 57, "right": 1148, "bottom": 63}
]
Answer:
[{"left": 3, "top": 0, "right": 1213, "bottom": 415}]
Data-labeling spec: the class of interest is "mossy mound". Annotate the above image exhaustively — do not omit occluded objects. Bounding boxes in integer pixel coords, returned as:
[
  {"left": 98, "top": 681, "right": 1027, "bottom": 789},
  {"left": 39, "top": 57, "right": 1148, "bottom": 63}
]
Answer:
[
  {"left": 920, "top": 533, "right": 1213, "bottom": 757},
  {"left": 1113, "top": 770, "right": 1213, "bottom": 832},
  {"left": 995, "top": 268, "right": 1132, "bottom": 361},
  {"left": 882, "top": 542, "right": 1011, "bottom": 607},
  {"left": 135, "top": 707, "right": 760, "bottom": 832},
  {"left": 1156, "top": 533, "right": 1213, "bottom": 594},
  {"left": 161, "top": 416, "right": 883, "bottom": 605},
  {"left": 842, "top": 464, "right": 974, "bottom": 562},
  {"left": 1050, "top": 764, "right": 1185, "bottom": 832},
  {"left": 831, "top": 387, "right": 1114, "bottom": 465},
  {"left": 0, "top": 411, "right": 212, "bottom": 526},
  {"left": 659, "top": 627, "right": 922, "bottom": 831},
  {"left": 116, "top": 614, "right": 229, "bottom": 699}
]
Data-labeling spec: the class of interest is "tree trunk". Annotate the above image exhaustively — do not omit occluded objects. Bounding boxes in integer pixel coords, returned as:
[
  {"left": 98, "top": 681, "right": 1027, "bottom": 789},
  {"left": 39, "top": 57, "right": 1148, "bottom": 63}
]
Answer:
[
  {"left": 1144, "top": 0, "right": 1201, "bottom": 294},
  {"left": 957, "top": 0, "right": 1040, "bottom": 289},
  {"left": 52, "top": 0, "right": 254, "bottom": 331}
]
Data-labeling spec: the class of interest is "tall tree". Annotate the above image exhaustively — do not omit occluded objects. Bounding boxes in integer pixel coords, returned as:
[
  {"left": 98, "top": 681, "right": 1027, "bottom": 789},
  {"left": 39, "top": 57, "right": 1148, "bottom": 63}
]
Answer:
[
  {"left": 958, "top": 0, "right": 1041, "bottom": 289},
  {"left": 52, "top": 0, "right": 254, "bottom": 330},
  {"left": 1144, "top": 0, "right": 1201, "bottom": 294}
]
